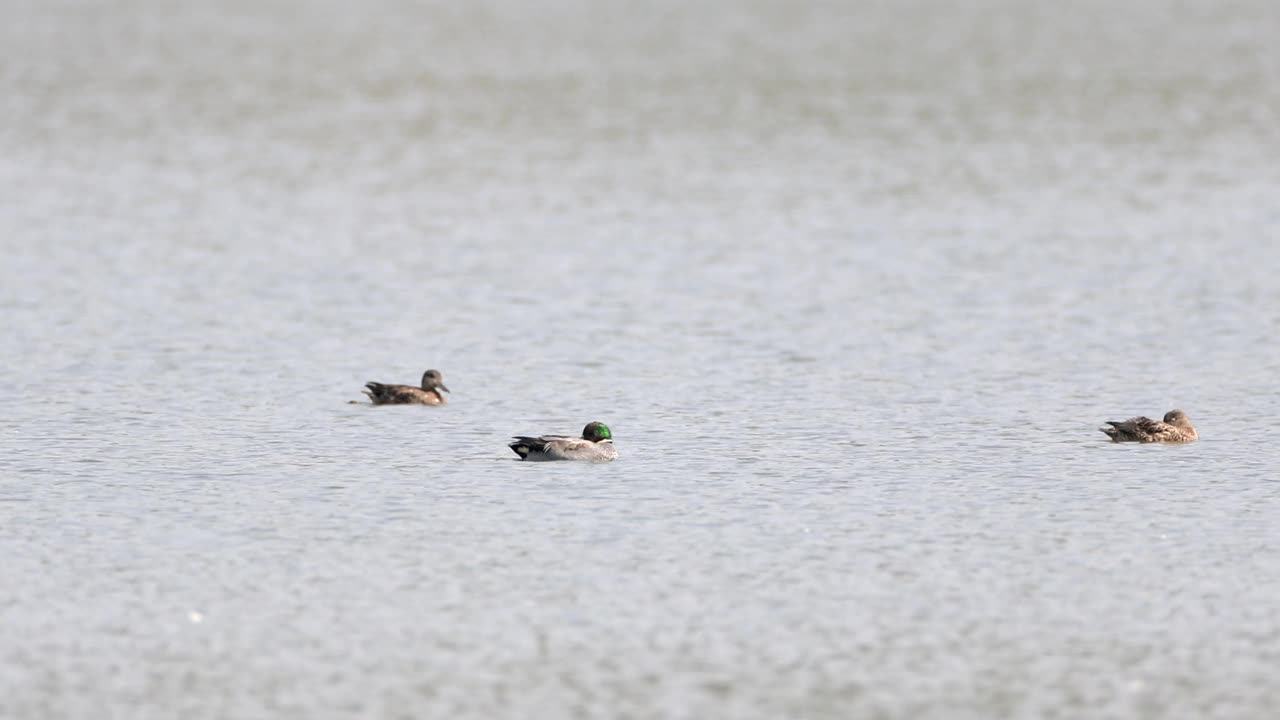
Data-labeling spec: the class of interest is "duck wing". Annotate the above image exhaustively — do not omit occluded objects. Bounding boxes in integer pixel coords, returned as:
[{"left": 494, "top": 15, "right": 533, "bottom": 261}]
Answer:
[
  {"left": 364, "top": 382, "right": 423, "bottom": 404},
  {"left": 1102, "top": 415, "right": 1163, "bottom": 441},
  {"left": 509, "top": 434, "right": 586, "bottom": 460}
]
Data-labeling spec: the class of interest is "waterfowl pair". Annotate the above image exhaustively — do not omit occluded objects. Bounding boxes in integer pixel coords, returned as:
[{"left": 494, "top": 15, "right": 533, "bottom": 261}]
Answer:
[
  {"left": 1100, "top": 409, "right": 1198, "bottom": 444},
  {"left": 363, "top": 369, "right": 450, "bottom": 406},
  {"left": 360, "top": 371, "right": 615, "bottom": 461}
]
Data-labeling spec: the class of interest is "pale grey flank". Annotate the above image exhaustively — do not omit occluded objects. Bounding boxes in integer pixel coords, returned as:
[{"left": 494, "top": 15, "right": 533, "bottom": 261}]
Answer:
[{"left": 2, "top": 0, "right": 1279, "bottom": 718}]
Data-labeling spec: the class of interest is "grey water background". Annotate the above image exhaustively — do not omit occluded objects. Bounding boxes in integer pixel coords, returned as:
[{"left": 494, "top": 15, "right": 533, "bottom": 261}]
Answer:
[{"left": 2, "top": 0, "right": 1279, "bottom": 717}]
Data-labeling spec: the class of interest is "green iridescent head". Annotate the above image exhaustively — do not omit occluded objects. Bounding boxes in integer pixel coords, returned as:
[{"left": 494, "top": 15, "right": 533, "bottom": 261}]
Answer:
[{"left": 582, "top": 421, "right": 612, "bottom": 442}]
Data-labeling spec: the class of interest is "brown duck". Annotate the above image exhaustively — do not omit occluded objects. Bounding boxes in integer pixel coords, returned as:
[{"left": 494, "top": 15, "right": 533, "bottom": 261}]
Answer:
[
  {"left": 363, "top": 369, "right": 450, "bottom": 406},
  {"left": 1100, "top": 409, "right": 1197, "bottom": 443}
]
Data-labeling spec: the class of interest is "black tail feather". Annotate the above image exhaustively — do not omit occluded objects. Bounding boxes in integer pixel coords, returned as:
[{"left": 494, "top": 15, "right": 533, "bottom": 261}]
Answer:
[{"left": 509, "top": 436, "right": 545, "bottom": 458}]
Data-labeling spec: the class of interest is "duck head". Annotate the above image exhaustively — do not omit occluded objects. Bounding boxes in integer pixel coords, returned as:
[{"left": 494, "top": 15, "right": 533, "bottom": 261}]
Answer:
[
  {"left": 582, "top": 421, "right": 612, "bottom": 443},
  {"left": 421, "top": 369, "right": 450, "bottom": 393}
]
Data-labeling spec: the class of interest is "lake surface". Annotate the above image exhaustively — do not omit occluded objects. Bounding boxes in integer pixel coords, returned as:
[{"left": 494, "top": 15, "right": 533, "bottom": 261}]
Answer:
[{"left": 2, "top": 0, "right": 1279, "bottom": 717}]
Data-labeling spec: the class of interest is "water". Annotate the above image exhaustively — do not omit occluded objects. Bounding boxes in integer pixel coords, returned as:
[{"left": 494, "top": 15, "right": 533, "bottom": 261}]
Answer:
[{"left": 3, "top": 0, "right": 1279, "bottom": 717}]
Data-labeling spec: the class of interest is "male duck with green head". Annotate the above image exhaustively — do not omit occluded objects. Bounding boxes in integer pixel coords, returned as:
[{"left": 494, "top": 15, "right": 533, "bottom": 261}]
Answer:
[{"left": 509, "top": 421, "right": 617, "bottom": 462}]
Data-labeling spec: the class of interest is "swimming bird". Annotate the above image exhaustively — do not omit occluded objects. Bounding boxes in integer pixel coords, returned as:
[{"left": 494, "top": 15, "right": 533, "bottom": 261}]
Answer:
[
  {"left": 509, "top": 421, "right": 617, "bottom": 461},
  {"left": 1100, "top": 409, "right": 1198, "bottom": 443},
  {"left": 363, "top": 369, "right": 450, "bottom": 405}
]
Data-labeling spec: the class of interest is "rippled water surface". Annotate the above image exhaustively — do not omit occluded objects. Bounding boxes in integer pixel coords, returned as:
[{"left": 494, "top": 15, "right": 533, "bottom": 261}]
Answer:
[{"left": 3, "top": 0, "right": 1279, "bottom": 717}]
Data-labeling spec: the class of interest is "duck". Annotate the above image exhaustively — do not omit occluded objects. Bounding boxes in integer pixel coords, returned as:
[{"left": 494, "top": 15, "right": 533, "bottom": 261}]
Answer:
[
  {"left": 509, "top": 421, "right": 617, "bottom": 462},
  {"left": 1100, "top": 409, "right": 1198, "bottom": 443},
  {"left": 363, "top": 369, "right": 450, "bottom": 406}
]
